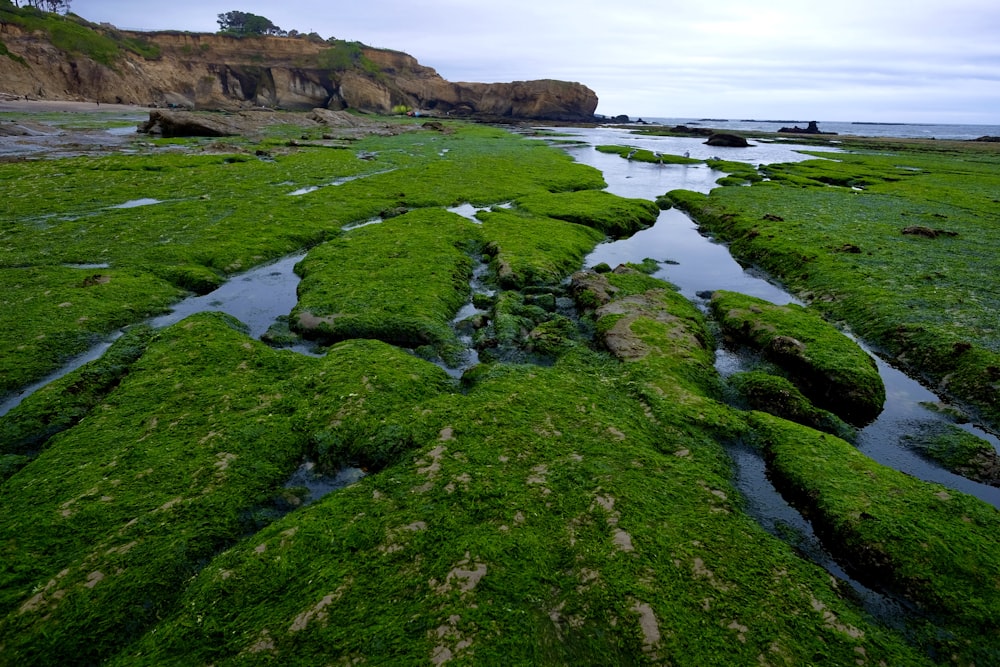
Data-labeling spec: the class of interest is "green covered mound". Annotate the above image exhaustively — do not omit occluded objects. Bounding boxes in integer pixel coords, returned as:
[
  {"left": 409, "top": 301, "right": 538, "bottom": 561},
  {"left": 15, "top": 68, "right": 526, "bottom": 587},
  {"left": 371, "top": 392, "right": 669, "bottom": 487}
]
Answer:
[
  {"left": 665, "top": 142, "right": 1000, "bottom": 430},
  {"left": 727, "top": 371, "right": 856, "bottom": 442},
  {"left": 292, "top": 209, "right": 478, "bottom": 363},
  {"left": 2, "top": 113, "right": 999, "bottom": 665},
  {"left": 514, "top": 189, "right": 660, "bottom": 238},
  {"left": 746, "top": 412, "right": 1000, "bottom": 663},
  {"left": 709, "top": 290, "right": 885, "bottom": 425}
]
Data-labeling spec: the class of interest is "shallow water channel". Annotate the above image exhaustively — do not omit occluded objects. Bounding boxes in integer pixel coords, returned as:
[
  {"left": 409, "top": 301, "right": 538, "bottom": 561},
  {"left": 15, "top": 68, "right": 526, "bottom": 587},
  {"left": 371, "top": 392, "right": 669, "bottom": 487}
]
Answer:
[
  {"left": 550, "top": 126, "right": 1000, "bottom": 627},
  {"left": 5, "top": 127, "right": 997, "bottom": 607}
]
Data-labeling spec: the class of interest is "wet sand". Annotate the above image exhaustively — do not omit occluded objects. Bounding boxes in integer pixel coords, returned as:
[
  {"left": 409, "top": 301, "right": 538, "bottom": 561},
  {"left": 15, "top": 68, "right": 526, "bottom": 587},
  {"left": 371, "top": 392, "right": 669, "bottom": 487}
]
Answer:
[{"left": 0, "top": 98, "right": 150, "bottom": 114}]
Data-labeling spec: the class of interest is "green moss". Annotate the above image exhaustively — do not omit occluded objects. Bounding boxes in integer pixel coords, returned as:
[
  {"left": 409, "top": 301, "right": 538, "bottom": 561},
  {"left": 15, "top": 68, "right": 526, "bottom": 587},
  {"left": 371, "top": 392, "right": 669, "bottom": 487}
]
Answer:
[
  {"left": 479, "top": 207, "right": 604, "bottom": 289},
  {"left": 727, "top": 371, "right": 856, "bottom": 441},
  {"left": 747, "top": 411, "right": 1000, "bottom": 660},
  {"left": 514, "top": 189, "right": 659, "bottom": 238},
  {"left": 100, "top": 344, "right": 926, "bottom": 666},
  {"left": 291, "top": 209, "right": 477, "bottom": 363},
  {"left": 0, "top": 121, "right": 604, "bottom": 394},
  {"left": 0, "top": 313, "right": 451, "bottom": 665},
  {"left": 705, "top": 158, "right": 763, "bottom": 185},
  {"left": 1, "top": 113, "right": 986, "bottom": 665},
  {"left": 669, "top": 145, "right": 1000, "bottom": 430},
  {"left": 902, "top": 422, "right": 999, "bottom": 483},
  {"left": 710, "top": 290, "right": 885, "bottom": 425},
  {"left": 0, "top": 267, "right": 184, "bottom": 398},
  {"left": 0, "top": 325, "right": 157, "bottom": 465}
]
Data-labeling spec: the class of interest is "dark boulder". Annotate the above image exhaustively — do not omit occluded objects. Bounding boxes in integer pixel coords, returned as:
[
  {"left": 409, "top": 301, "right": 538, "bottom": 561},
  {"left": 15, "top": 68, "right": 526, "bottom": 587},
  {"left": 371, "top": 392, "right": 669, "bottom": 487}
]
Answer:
[
  {"left": 705, "top": 133, "right": 751, "bottom": 147},
  {"left": 139, "top": 110, "right": 244, "bottom": 137}
]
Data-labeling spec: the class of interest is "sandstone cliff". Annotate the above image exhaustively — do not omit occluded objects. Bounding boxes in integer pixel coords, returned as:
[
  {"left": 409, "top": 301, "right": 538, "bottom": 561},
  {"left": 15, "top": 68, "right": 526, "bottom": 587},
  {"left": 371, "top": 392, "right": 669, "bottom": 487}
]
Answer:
[{"left": 0, "top": 16, "right": 598, "bottom": 121}]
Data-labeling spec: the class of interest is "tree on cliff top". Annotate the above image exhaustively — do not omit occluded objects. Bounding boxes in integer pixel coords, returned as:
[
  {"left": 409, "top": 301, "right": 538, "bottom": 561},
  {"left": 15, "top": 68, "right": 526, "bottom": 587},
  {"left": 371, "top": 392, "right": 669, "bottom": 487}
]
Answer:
[
  {"left": 8, "top": 0, "right": 72, "bottom": 12},
  {"left": 216, "top": 10, "right": 285, "bottom": 37}
]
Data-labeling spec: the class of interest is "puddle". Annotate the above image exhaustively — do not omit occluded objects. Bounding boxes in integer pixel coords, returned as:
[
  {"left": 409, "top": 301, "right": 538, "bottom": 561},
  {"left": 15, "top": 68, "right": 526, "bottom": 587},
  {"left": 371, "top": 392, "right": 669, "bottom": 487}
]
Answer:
[
  {"left": 2, "top": 252, "right": 311, "bottom": 417},
  {"left": 446, "top": 201, "right": 510, "bottom": 222},
  {"left": 341, "top": 217, "right": 382, "bottom": 231},
  {"left": 441, "top": 259, "right": 493, "bottom": 378},
  {"left": 284, "top": 461, "right": 366, "bottom": 505},
  {"left": 62, "top": 262, "right": 111, "bottom": 269},
  {"left": 111, "top": 197, "right": 161, "bottom": 209},
  {"left": 149, "top": 252, "right": 306, "bottom": 339},
  {"left": 287, "top": 170, "right": 396, "bottom": 196}
]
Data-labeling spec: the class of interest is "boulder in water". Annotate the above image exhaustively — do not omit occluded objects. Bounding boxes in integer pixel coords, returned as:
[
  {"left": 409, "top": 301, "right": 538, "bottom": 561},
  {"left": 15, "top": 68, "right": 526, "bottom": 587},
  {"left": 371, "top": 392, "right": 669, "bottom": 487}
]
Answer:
[{"left": 705, "top": 133, "right": 751, "bottom": 147}]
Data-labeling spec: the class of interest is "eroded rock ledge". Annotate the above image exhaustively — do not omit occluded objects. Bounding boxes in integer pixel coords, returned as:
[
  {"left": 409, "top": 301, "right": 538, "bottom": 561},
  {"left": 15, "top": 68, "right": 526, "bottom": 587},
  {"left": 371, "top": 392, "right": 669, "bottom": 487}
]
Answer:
[{"left": 0, "top": 25, "right": 599, "bottom": 121}]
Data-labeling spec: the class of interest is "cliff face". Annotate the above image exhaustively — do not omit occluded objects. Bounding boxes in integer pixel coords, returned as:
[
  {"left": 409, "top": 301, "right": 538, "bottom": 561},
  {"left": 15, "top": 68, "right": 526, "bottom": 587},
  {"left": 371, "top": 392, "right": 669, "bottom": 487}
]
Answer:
[{"left": 0, "top": 24, "right": 598, "bottom": 121}]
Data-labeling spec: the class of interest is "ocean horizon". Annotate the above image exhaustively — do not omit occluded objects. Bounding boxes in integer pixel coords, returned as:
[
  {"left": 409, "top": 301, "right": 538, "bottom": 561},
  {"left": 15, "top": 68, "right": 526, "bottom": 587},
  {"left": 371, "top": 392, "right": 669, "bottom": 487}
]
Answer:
[{"left": 628, "top": 117, "right": 1000, "bottom": 141}]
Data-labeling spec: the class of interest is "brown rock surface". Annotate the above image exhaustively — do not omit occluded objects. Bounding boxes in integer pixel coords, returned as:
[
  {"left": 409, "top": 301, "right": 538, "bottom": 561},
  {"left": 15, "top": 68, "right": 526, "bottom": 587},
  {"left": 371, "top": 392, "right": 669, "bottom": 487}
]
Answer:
[{"left": 0, "top": 24, "right": 598, "bottom": 121}]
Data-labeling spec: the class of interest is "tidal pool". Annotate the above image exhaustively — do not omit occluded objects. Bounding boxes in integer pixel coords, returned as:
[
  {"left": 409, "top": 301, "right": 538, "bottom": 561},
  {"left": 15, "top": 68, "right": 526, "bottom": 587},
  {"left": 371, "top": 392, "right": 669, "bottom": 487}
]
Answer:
[
  {"left": 554, "top": 126, "right": 999, "bottom": 506},
  {"left": 546, "top": 126, "right": 1000, "bottom": 629}
]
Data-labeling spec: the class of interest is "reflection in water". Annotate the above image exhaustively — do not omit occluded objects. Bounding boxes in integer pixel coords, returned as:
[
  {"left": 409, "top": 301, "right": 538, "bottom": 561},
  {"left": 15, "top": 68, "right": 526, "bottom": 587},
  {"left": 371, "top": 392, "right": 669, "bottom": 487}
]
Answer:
[
  {"left": 543, "top": 127, "right": 1000, "bottom": 626},
  {"left": 149, "top": 253, "right": 306, "bottom": 340},
  {"left": 284, "top": 461, "right": 366, "bottom": 505},
  {"left": 553, "top": 127, "right": 998, "bottom": 505}
]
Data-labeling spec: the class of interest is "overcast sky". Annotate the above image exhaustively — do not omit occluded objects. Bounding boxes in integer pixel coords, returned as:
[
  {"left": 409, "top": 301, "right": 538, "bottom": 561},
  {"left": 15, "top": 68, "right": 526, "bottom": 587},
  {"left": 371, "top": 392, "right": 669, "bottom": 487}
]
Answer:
[{"left": 73, "top": 0, "right": 1000, "bottom": 124}]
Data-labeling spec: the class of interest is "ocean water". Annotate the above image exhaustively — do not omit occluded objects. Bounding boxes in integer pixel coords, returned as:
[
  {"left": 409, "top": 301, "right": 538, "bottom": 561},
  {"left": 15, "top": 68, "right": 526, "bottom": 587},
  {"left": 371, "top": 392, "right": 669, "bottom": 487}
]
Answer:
[{"left": 637, "top": 117, "right": 1000, "bottom": 141}]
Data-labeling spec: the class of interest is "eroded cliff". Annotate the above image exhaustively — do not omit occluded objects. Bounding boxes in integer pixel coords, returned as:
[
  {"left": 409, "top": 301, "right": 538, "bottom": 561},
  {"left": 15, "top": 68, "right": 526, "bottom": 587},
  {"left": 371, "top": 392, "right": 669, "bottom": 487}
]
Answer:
[{"left": 0, "top": 17, "right": 598, "bottom": 121}]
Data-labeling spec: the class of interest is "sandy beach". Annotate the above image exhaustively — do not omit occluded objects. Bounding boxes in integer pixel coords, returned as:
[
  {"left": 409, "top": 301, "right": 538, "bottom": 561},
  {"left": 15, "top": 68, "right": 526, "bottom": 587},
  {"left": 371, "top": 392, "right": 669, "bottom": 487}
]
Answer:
[{"left": 0, "top": 97, "right": 151, "bottom": 114}]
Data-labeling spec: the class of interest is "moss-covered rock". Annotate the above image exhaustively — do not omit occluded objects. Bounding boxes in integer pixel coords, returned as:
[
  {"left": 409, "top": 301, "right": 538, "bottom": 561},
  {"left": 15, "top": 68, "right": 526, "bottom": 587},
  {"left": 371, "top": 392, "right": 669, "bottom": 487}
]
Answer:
[
  {"left": 479, "top": 207, "right": 604, "bottom": 289},
  {"left": 291, "top": 209, "right": 478, "bottom": 364},
  {"left": 514, "top": 189, "right": 659, "bottom": 238},
  {"left": 902, "top": 422, "right": 1000, "bottom": 486},
  {"left": 710, "top": 290, "right": 885, "bottom": 425},
  {"left": 727, "top": 371, "right": 856, "bottom": 441},
  {"left": 746, "top": 411, "right": 1000, "bottom": 661}
]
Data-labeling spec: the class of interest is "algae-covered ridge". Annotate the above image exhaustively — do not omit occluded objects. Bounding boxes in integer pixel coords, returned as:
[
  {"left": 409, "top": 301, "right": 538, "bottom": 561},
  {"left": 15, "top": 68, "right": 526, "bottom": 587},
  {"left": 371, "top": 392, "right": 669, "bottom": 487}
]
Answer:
[
  {"left": 666, "top": 141, "right": 1000, "bottom": 431},
  {"left": 1, "top": 112, "right": 999, "bottom": 664}
]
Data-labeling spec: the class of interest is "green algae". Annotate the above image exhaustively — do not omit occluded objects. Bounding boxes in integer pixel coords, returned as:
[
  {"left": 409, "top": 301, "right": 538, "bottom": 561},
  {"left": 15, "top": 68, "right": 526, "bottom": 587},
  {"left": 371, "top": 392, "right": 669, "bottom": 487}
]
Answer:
[
  {"left": 901, "top": 422, "right": 1000, "bottom": 485},
  {"left": 705, "top": 158, "right": 764, "bottom": 185},
  {"left": 727, "top": 371, "right": 856, "bottom": 442},
  {"left": 0, "top": 313, "right": 452, "bottom": 665},
  {"left": 514, "top": 189, "right": 660, "bottom": 238},
  {"left": 0, "top": 267, "right": 183, "bottom": 397},
  {"left": 103, "top": 343, "right": 927, "bottom": 666},
  {"left": 746, "top": 411, "right": 1000, "bottom": 661},
  {"left": 479, "top": 207, "right": 605, "bottom": 289},
  {"left": 0, "top": 120, "right": 605, "bottom": 398},
  {"left": 0, "top": 324, "right": 157, "bottom": 473},
  {"left": 709, "top": 290, "right": 885, "bottom": 425},
  {"left": 291, "top": 209, "right": 477, "bottom": 363},
  {"left": 666, "top": 144, "right": 1000, "bottom": 430},
  {"left": 2, "top": 113, "right": 995, "bottom": 665}
]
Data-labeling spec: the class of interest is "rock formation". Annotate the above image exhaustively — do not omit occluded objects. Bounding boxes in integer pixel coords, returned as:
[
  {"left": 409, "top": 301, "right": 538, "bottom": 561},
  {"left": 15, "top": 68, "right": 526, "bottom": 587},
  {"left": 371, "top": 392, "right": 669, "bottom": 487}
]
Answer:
[
  {"left": 777, "top": 120, "right": 835, "bottom": 135},
  {"left": 704, "top": 133, "right": 750, "bottom": 147},
  {"left": 0, "top": 20, "right": 598, "bottom": 121}
]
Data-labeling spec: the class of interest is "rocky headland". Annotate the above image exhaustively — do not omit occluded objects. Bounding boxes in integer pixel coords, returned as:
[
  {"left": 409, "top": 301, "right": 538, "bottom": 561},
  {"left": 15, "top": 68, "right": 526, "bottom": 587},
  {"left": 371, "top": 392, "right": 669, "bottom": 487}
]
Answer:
[{"left": 0, "top": 11, "right": 598, "bottom": 121}]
